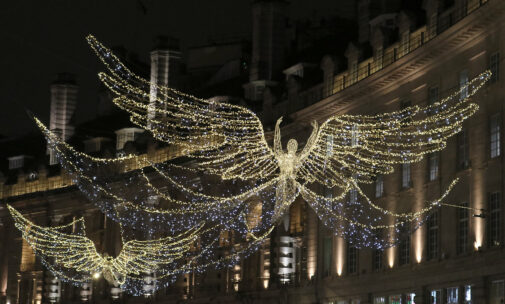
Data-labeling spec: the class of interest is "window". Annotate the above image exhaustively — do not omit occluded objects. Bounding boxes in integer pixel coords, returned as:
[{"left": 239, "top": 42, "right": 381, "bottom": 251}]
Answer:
[
  {"left": 375, "top": 47, "right": 384, "bottom": 70},
  {"left": 406, "top": 293, "right": 416, "bottom": 304},
  {"left": 428, "top": 86, "right": 439, "bottom": 105},
  {"left": 373, "top": 249, "right": 383, "bottom": 271},
  {"left": 430, "top": 290, "right": 441, "bottom": 304},
  {"left": 428, "top": 153, "right": 439, "bottom": 181},
  {"left": 347, "top": 244, "right": 358, "bottom": 274},
  {"left": 460, "top": 70, "right": 469, "bottom": 100},
  {"left": 427, "top": 212, "right": 439, "bottom": 260},
  {"left": 464, "top": 285, "right": 472, "bottom": 304},
  {"left": 399, "top": 234, "right": 410, "bottom": 265},
  {"left": 323, "top": 236, "right": 332, "bottom": 277},
  {"left": 429, "top": 13, "right": 437, "bottom": 37},
  {"left": 402, "top": 163, "right": 411, "bottom": 188},
  {"left": 447, "top": 287, "right": 458, "bottom": 304},
  {"left": 490, "top": 52, "right": 500, "bottom": 83},
  {"left": 374, "top": 296, "right": 386, "bottom": 304},
  {"left": 488, "top": 192, "right": 501, "bottom": 247},
  {"left": 402, "top": 32, "right": 410, "bottom": 56},
  {"left": 375, "top": 175, "right": 384, "bottom": 198},
  {"left": 457, "top": 202, "right": 469, "bottom": 254},
  {"left": 457, "top": 129, "right": 470, "bottom": 169},
  {"left": 389, "top": 294, "right": 402, "bottom": 304},
  {"left": 490, "top": 280, "right": 504, "bottom": 304},
  {"left": 349, "top": 189, "right": 358, "bottom": 204},
  {"left": 490, "top": 114, "right": 501, "bottom": 158}
]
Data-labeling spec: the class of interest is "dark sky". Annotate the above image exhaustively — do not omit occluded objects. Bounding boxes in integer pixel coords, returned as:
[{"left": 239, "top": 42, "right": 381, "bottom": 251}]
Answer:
[{"left": 0, "top": 0, "right": 343, "bottom": 139}]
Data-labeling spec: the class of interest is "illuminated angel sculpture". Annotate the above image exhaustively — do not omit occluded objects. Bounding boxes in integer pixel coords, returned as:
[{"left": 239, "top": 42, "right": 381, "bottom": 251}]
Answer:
[
  {"left": 7, "top": 204, "right": 203, "bottom": 293},
  {"left": 35, "top": 35, "right": 491, "bottom": 249}
]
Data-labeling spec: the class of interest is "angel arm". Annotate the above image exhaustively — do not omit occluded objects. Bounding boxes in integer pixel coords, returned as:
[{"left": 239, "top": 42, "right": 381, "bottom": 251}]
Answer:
[
  {"left": 273, "top": 117, "right": 283, "bottom": 155},
  {"left": 299, "top": 120, "right": 319, "bottom": 160}
]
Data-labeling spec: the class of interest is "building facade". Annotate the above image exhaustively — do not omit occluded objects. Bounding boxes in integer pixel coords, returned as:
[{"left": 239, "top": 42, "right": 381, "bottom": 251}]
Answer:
[{"left": 1, "top": 0, "right": 505, "bottom": 303}]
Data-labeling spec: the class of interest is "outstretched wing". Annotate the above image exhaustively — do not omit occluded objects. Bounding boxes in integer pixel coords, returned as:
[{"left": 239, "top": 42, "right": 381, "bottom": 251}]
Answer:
[
  {"left": 87, "top": 35, "right": 277, "bottom": 180},
  {"left": 298, "top": 71, "right": 491, "bottom": 188},
  {"left": 113, "top": 224, "right": 203, "bottom": 276},
  {"left": 7, "top": 205, "right": 104, "bottom": 279}
]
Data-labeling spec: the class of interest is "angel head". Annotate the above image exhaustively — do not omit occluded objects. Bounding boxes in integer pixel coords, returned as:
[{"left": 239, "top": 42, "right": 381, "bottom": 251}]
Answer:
[{"left": 287, "top": 139, "right": 298, "bottom": 155}]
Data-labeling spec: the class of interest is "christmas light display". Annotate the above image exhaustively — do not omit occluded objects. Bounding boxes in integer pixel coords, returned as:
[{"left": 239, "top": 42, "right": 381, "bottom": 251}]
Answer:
[
  {"left": 7, "top": 204, "right": 201, "bottom": 289},
  {"left": 26, "top": 35, "right": 493, "bottom": 294}
]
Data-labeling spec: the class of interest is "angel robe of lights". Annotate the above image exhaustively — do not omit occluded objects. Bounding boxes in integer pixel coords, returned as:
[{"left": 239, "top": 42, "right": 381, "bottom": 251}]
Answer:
[{"left": 35, "top": 35, "right": 492, "bottom": 249}]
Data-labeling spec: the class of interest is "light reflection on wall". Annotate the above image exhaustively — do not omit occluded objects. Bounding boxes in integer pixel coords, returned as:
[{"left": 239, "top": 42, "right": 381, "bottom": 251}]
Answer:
[
  {"left": 388, "top": 247, "right": 395, "bottom": 268},
  {"left": 473, "top": 169, "right": 485, "bottom": 250},
  {"left": 306, "top": 209, "right": 318, "bottom": 279},
  {"left": 335, "top": 236, "right": 345, "bottom": 276}
]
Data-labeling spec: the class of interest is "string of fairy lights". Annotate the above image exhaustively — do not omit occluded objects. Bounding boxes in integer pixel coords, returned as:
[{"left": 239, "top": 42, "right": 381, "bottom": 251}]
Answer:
[{"left": 9, "top": 34, "right": 491, "bottom": 295}]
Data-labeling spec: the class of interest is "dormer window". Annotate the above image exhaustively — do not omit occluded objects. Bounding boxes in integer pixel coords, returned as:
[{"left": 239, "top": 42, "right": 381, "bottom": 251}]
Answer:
[
  {"left": 8, "top": 155, "right": 32, "bottom": 170},
  {"left": 114, "top": 128, "right": 144, "bottom": 150}
]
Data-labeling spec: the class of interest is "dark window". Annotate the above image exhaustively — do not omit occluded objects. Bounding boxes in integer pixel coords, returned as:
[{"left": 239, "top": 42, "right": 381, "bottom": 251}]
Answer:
[
  {"left": 373, "top": 249, "right": 383, "bottom": 271},
  {"left": 457, "top": 202, "right": 469, "bottom": 254},
  {"left": 490, "top": 52, "right": 500, "bottom": 83},
  {"left": 347, "top": 244, "right": 358, "bottom": 274},
  {"left": 399, "top": 234, "right": 411, "bottom": 265},
  {"left": 428, "top": 153, "right": 439, "bottom": 181},
  {"left": 457, "top": 129, "right": 470, "bottom": 170},
  {"left": 488, "top": 192, "right": 501, "bottom": 247},
  {"left": 490, "top": 114, "right": 501, "bottom": 158},
  {"left": 323, "top": 236, "right": 332, "bottom": 277},
  {"left": 427, "top": 212, "right": 439, "bottom": 260}
]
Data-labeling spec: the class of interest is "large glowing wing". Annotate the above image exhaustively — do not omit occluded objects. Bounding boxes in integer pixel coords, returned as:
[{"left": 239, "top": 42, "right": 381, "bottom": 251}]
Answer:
[
  {"left": 113, "top": 225, "right": 202, "bottom": 277},
  {"left": 298, "top": 71, "right": 491, "bottom": 188},
  {"left": 7, "top": 205, "right": 104, "bottom": 281},
  {"left": 86, "top": 35, "right": 278, "bottom": 180}
]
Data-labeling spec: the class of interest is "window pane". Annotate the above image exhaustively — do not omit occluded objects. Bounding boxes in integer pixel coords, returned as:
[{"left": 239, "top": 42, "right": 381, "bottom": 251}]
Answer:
[
  {"left": 490, "top": 114, "right": 501, "bottom": 158},
  {"left": 447, "top": 287, "right": 458, "bottom": 304},
  {"left": 402, "top": 163, "right": 411, "bottom": 188}
]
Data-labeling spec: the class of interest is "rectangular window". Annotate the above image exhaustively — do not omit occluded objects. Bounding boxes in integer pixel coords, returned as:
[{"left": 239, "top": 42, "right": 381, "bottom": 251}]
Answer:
[
  {"left": 490, "top": 114, "right": 501, "bottom": 158},
  {"left": 427, "top": 212, "right": 439, "bottom": 260},
  {"left": 406, "top": 293, "right": 416, "bottom": 304},
  {"left": 389, "top": 295, "right": 402, "bottom": 304},
  {"left": 457, "top": 202, "right": 469, "bottom": 254},
  {"left": 373, "top": 249, "right": 383, "bottom": 271},
  {"left": 399, "top": 233, "right": 410, "bottom": 265},
  {"left": 490, "top": 52, "right": 500, "bottom": 83},
  {"left": 428, "top": 86, "right": 439, "bottom": 105},
  {"left": 375, "top": 175, "right": 384, "bottom": 198},
  {"left": 428, "top": 153, "right": 439, "bottom": 181},
  {"left": 491, "top": 280, "right": 505, "bottom": 304},
  {"left": 323, "top": 236, "right": 332, "bottom": 277},
  {"left": 430, "top": 290, "right": 441, "bottom": 304},
  {"left": 460, "top": 70, "right": 469, "bottom": 100},
  {"left": 457, "top": 129, "right": 470, "bottom": 170},
  {"left": 447, "top": 287, "right": 459, "bottom": 304},
  {"left": 402, "top": 31, "right": 410, "bottom": 55},
  {"left": 488, "top": 192, "right": 501, "bottom": 247},
  {"left": 464, "top": 285, "right": 472, "bottom": 304},
  {"left": 375, "top": 47, "right": 384, "bottom": 70},
  {"left": 347, "top": 244, "right": 358, "bottom": 274},
  {"left": 430, "top": 13, "right": 437, "bottom": 37},
  {"left": 402, "top": 163, "right": 411, "bottom": 188},
  {"left": 374, "top": 296, "right": 386, "bottom": 304},
  {"left": 349, "top": 189, "right": 358, "bottom": 205}
]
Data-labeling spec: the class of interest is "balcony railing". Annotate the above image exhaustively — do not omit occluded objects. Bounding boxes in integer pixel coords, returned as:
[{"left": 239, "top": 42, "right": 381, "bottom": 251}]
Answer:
[{"left": 326, "top": 0, "right": 488, "bottom": 97}]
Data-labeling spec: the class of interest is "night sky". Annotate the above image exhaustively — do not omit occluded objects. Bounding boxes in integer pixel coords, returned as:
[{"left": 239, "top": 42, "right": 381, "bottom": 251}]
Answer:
[{"left": 0, "top": 0, "right": 343, "bottom": 139}]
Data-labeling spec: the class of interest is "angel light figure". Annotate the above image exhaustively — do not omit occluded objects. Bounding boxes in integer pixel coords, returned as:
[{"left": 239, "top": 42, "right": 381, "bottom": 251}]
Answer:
[{"left": 35, "top": 35, "right": 492, "bottom": 248}]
